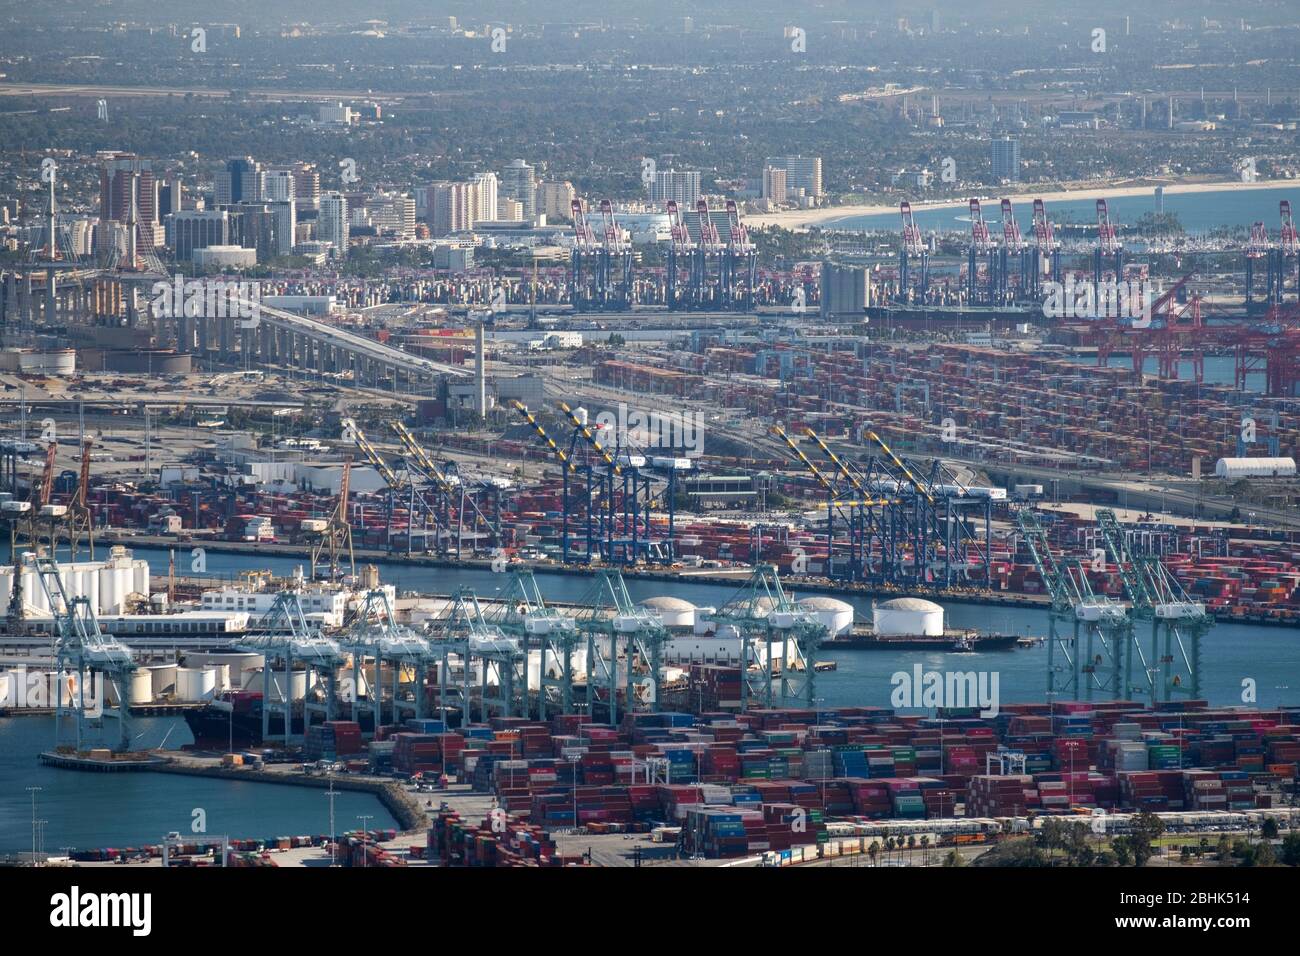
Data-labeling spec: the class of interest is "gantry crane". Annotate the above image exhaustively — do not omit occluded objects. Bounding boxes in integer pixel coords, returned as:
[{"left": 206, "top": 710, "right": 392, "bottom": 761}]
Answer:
[
  {"left": 999, "top": 198, "right": 1031, "bottom": 301},
  {"left": 694, "top": 198, "right": 728, "bottom": 310},
  {"left": 721, "top": 199, "right": 757, "bottom": 311},
  {"left": 574, "top": 568, "right": 668, "bottom": 725},
  {"left": 340, "top": 415, "right": 456, "bottom": 557},
  {"left": 340, "top": 587, "right": 436, "bottom": 731},
  {"left": 966, "top": 199, "right": 999, "bottom": 305},
  {"left": 485, "top": 568, "right": 581, "bottom": 719},
  {"left": 1031, "top": 198, "right": 1061, "bottom": 295},
  {"left": 1017, "top": 509, "right": 1131, "bottom": 701},
  {"left": 665, "top": 199, "right": 698, "bottom": 309},
  {"left": 430, "top": 587, "right": 525, "bottom": 721},
  {"left": 235, "top": 589, "right": 346, "bottom": 745},
  {"left": 557, "top": 400, "right": 664, "bottom": 565},
  {"left": 510, "top": 400, "right": 594, "bottom": 564},
  {"left": 706, "top": 564, "right": 826, "bottom": 710},
  {"left": 309, "top": 456, "right": 355, "bottom": 580},
  {"left": 771, "top": 424, "right": 900, "bottom": 583},
  {"left": 35, "top": 553, "right": 137, "bottom": 752},
  {"left": 1097, "top": 508, "right": 1210, "bottom": 701},
  {"left": 898, "top": 201, "right": 929, "bottom": 304},
  {"left": 1094, "top": 198, "right": 1123, "bottom": 287},
  {"left": 391, "top": 420, "right": 504, "bottom": 556},
  {"left": 23, "top": 441, "right": 59, "bottom": 555},
  {"left": 1245, "top": 220, "right": 1272, "bottom": 313},
  {"left": 66, "top": 438, "right": 95, "bottom": 562}
]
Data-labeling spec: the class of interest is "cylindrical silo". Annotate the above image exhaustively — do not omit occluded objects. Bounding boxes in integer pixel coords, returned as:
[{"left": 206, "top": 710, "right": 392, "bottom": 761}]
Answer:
[{"left": 129, "top": 669, "right": 154, "bottom": 705}]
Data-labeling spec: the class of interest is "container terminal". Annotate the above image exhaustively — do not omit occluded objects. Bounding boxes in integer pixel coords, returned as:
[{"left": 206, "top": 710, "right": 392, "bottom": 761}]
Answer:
[{"left": 2, "top": 168, "right": 1300, "bottom": 870}]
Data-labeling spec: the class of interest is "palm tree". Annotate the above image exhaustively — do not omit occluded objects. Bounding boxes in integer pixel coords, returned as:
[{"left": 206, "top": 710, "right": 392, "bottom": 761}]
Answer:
[{"left": 920, "top": 835, "right": 931, "bottom": 867}]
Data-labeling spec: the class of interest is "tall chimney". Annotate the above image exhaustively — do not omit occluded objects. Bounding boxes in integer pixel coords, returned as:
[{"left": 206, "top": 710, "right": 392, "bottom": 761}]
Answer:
[{"left": 475, "top": 318, "right": 486, "bottom": 420}]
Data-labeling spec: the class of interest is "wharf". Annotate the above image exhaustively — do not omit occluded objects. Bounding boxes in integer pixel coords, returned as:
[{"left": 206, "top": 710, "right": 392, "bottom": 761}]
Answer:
[
  {"left": 146, "top": 759, "right": 426, "bottom": 831},
  {"left": 95, "top": 531, "right": 1052, "bottom": 610},
  {"left": 38, "top": 751, "right": 170, "bottom": 772}
]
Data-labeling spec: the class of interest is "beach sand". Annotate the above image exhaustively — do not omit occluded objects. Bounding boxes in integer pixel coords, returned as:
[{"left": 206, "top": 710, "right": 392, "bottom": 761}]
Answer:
[{"left": 745, "top": 178, "right": 1298, "bottom": 230}]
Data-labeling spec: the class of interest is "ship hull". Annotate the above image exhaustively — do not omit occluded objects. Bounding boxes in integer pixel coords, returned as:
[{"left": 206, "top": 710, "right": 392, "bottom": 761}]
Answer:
[{"left": 822, "top": 633, "right": 1022, "bottom": 651}]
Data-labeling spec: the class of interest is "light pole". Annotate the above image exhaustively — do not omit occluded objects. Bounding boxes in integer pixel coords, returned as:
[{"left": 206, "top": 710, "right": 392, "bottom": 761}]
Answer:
[
  {"left": 325, "top": 776, "right": 338, "bottom": 865},
  {"left": 357, "top": 814, "right": 373, "bottom": 867},
  {"left": 26, "top": 787, "right": 41, "bottom": 867}
]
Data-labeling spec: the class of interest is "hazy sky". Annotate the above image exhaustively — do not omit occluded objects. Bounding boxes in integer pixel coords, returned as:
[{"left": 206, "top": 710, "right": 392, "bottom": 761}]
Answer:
[{"left": 1, "top": 0, "right": 1281, "bottom": 28}]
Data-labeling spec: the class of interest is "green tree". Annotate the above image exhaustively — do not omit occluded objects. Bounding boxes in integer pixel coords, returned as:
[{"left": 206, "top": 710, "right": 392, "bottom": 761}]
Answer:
[{"left": 1281, "top": 832, "right": 1300, "bottom": 867}]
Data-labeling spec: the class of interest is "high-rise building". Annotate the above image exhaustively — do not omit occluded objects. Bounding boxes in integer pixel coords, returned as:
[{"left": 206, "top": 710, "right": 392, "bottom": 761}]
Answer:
[
  {"left": 158, "top": 178, "right": 186, "bottom": 219},
  {"left": 170, "top": 209, "right": 230, "bottom": 263},
  {"left": 990, "top": 136, "right": 1021, "bottom": 183},
  {"left": 318, "top": 192, "right": 349, "bottom": 257},
  {"left": 536, "top": 181, "right": 576, "bottom": 220},
  {"left": 762, "top": 166, "right": 787, "bottom": 203},
  {"left": 764, "top": 156, "right": 823, "bottom": 198},
  {"left": 368, "top": 192, "right": 416, "bottom": 239},
  {"left": 263, "top": 169, "right": 296, "bottom": 203},
  {"left": 216, "top": 156, "right": 264, "bottom": 206},
  {"left": 429, "top": 182, "right": 477, "bottom": 237},
  {"left": 500, "top": 160, "right": 536, "bottom": 220},
  {"left": 291, "top": 163, "right": 321, "bottom": 210},
  {"left": 472, "top": 172, "right": 499, "bottom": 224},
  {"left": 268, "top": 200, "right": 297, "bottom": 256},
  {"left": 648, "top": 169, "right": 702, "bottom": 206},
  {"left": 99, "top": 152, "right": 159, "bottom": 248}
]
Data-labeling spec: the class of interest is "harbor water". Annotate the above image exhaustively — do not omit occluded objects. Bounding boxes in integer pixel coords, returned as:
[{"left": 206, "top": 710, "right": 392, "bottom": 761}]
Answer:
[{"left": 2, "top": 546, "right": 1295, "bottom": 853}]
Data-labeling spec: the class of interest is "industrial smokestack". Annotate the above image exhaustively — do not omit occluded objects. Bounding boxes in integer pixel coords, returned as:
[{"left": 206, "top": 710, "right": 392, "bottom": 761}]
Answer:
[{"left": 475, "top": 318, "right": 486, "bottom": 420}]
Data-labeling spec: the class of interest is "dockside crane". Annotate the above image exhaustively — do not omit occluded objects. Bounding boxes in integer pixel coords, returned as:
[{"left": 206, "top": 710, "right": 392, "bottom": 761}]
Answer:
[
  {"left": 391, "top": 420, "right": 504, "bottom": 556},
  {"left": 1246, "top": 221, "right": 1272, "bottom": 313},
  {"left": 23, "top": 441, "right": 59, "bottom": 555},
  {"left": 339, "top": 415, "right": 445, "bottom": 557},
  {"left": 568, "top": 198, "right": 600, "bottom": 311},
  {"left": 598, "top": 199, "right": 633, "bottom": 310},
  {"left": 309, "top": 456, "right": 355, "bottom": 580},
  {"left": 999, "top": 198, "right": 1031, "bottom": 301},
  {"left": 772, "top": 424, "right": 902, "bottom": 584},
  {"left": 1276, "top": 200, "right": 1299, "bottom": 305},
  {"left": 430, "top": 587, "right": 525, "bottom": 721},
  {"left": 695, "top": 199, "right": 727, "bottom": 309},
  {"left": 705, "top": 564, "right": 826, "bottom": 711},
  {"left": 557, "top": 400, "right": 667, "bottom": 566},
  {"left": 722, "top": 199, "right": 757, "bottom": 311},
  {"left": 966, "top": 199, "right": 998, "bottom": 305},
  {"left": 1031, "top": 199, "right": 1061, "bottom": 293},
  {"left": 509, "top": 400, "right": 599, "bottom": 564},
  {"left": 236, "top": 589, "right": 346, "bottom": 745},
  {"left": 34, "top": 553, "right": 137, "bottom": 752},
  {"left": 485, "top": 568, "right": 581, "bottom": 720},
  {"left": 341, "top": 588, "right": 437, "bottom": 730},
  {"left": 574, "top": 568, "right": 668, "bottom": 725},
  {"left": 898, "top": 201, "right": 929, "bottom": 304},
  {"left": 1016, "top": 509, "right": 1130, "bottom": 702},
  {"left": 1097, "top": 509, "right": 1210, "bottom": 702},
  {"left": 665, "top": 199, "right": 698, "bottom": 309},
  {"left": 66, "top": 439, "right": 95, "bottom": 562},
  {"left": 1094, "top": 199, "right": 1123, "bottom": 287}
]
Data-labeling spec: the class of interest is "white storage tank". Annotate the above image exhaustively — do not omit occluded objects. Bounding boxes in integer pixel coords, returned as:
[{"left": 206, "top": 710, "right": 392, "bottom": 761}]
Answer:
[
  {"left": 797, "top": 596, "right": 855, "bottom": 636},
  {"left": 638, "top": 595, "right": 696, "bottom": 629},
  {"left": 175, "top": 667, "right": 218, "bottom": 702},
  {"left": 184, "top": 652, "right": 260, "bottom": 691},
  {"left": 147, "top": 663, "right": 177, "bottom": 699},
  {"left": 873, "top": 597, "right": 945, "bottom": 637},
  {"left": 129, "top": 669, "right": 154, "bottom": 705}
]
